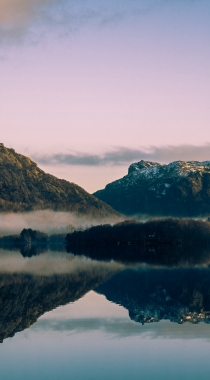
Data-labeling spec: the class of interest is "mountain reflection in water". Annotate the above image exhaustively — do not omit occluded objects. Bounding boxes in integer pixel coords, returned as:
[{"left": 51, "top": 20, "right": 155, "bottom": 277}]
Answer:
[
  {"left": 96, "top": 268, "right": 210, "bottom": 325},
  {"left": 0, "top": 250, "right": 121, "bottom": 343},
  {"left": 1, "top": 247, "right": 210, "bottom": 343}
]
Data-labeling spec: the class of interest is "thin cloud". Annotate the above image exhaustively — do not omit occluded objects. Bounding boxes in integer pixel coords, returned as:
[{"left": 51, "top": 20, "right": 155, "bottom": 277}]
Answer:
[
  {"left": 33, "top": 144, "right": 210, "bottom": 167},
  {"left": 0, "top": 0, "right": 99, "bottom": 44},
  {"left": 0, "top": 0, "right": 200, "bottom": 44}
]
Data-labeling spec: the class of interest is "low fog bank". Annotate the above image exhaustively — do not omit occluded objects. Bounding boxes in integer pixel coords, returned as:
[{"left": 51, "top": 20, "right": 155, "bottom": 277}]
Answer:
[
  {"left": 0, "top": 210, "right": 124, "bottom": 237},
  {"left": 129, "top": 212, "right": 209, "bottom": 223}
]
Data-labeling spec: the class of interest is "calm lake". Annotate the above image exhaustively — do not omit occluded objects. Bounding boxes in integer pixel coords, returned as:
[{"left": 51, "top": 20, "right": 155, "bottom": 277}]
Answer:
[{"left": 0, "top": 248, "right": 210, "bottom": 380}]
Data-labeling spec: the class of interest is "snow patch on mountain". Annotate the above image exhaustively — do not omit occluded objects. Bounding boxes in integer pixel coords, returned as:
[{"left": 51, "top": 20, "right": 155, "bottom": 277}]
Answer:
[
  {"left": 94, "top": 159, "right": 210, "bottom": 217},
  {"left": 104, "top": 160, "right": 210, "bottom": 192},
  {"left": 127, "top": 160, "right": 210, "bottom": 182}
]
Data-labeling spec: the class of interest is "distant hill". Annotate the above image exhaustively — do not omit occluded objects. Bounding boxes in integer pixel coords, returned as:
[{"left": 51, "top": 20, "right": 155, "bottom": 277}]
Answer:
[
  {"left": 0, "top": 143, "right": 119, "bottom": 218},
  {"left": 93, "top": 160, "right": 210, "bottom": 217}
]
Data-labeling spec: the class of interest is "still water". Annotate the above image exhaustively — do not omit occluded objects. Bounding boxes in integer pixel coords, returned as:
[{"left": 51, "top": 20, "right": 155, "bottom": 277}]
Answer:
[{"left": 0, "top": 248, "right": 210, "bottom": 380}]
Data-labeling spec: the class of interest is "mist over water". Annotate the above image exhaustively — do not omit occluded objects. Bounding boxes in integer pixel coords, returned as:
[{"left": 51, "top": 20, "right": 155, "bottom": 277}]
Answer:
[
  {"left": 0, "top": 248, "right": 123, "bottom": 276},
  {"left": 0, "top": 210, "right": 122, "bottom": 236}
]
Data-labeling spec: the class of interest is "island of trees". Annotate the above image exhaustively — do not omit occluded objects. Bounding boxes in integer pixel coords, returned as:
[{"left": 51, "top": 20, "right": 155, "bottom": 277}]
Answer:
[{"left": 1, "top": 218, "right": 210, "bottom": 264}]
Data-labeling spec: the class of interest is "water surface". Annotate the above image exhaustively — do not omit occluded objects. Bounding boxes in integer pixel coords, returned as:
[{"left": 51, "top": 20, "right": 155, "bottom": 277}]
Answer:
[{"left": 0, "top": 248, "right": 210, "bottom": 379}]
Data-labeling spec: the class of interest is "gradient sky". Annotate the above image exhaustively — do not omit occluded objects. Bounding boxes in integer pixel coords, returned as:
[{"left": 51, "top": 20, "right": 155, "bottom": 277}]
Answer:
[{"left": 1, "top": 0, "right": 210, "bottom": 192}]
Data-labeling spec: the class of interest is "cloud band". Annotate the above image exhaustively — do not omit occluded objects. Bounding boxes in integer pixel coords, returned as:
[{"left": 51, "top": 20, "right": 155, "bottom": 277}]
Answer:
[{"left": 33, "top": 144, "right": 210, "bottom": 167}]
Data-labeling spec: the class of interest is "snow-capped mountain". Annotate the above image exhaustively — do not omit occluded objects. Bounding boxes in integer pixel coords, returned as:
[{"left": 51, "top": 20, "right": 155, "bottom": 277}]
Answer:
[{"left": 93, "top": 160, "right": 210, "bottom": 217}]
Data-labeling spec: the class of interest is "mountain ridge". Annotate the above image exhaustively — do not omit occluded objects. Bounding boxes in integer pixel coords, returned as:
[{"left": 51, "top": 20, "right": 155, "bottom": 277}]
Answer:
[
  {"left": 93, "top": 159, "right": 210, "bottom": 217},
  {"left": 0, "top": 143, "right": 120, "bottom": 218}
]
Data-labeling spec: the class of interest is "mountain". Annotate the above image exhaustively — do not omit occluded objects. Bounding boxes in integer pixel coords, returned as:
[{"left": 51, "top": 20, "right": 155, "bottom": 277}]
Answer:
[
  {"left": 93, "top": 160, "right": 210, "bottom": 217},
  {"left": 0, "top": 143, "right": 119, "bottom": 217}
]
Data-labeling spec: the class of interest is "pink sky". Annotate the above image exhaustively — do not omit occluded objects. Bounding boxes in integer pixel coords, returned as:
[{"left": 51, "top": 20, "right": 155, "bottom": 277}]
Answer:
[{"left": 1, "top": 0, "right": 210, "bottom": 192}]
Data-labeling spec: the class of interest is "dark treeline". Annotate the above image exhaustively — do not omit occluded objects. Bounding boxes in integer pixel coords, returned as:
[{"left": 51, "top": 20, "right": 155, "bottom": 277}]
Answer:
[
  {"left": 0, "top": 228, "right": 48, "bottom": 246},
  {"left": 0, "top": 228, "right": 66, "bottom": 257},
  {"left": 66, "top": 218, "right": 210, "bottom": 247},
  {"left": 65, "top": 218, "right": 210, "bottom": 266},
  {"left": 2, "top": 218, "right": 210, "bottom": 264}
]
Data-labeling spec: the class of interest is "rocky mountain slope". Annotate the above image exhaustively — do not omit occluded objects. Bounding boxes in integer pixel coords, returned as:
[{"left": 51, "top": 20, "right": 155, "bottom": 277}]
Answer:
[
  {"left": 93, "top": 160, "right": 210, "bottom": 217},
  {"left": 0, "top": 143, "right": 119, "bottom": 217}
]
